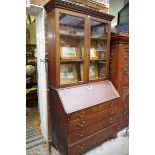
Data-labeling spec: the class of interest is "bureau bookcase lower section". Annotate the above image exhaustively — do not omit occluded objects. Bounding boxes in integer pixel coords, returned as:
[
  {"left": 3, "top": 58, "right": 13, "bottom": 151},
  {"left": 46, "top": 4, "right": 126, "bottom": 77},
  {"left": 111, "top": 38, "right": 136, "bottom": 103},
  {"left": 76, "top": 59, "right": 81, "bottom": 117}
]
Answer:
[{"left": 49, "top": 81, "right": 120, "bottom": 155}]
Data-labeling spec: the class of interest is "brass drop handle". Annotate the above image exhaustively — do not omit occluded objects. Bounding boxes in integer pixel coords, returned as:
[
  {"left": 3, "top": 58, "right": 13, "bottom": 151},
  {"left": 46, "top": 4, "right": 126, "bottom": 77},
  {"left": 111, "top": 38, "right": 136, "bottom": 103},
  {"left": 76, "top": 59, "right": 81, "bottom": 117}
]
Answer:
[
  {"left": 77, "top": 120, "right": 85, "bottom": 127},
  {"left": 109, "top": 109, "right": 114, "bottom": 115},
  {"left": 110, "top": 102, "right": 114, "bottom": 107},
  {"left": 77, "top": 111, "right": 85, "bottom": 118},
  {"left": 76, "top": 131, "right": 85, "bottom": 137},
  {"left": 78, "top": 143, "right": 85, "bottom": 149},
  {"left": 108, "top": 118, "right": 114, "bottom": 124}
]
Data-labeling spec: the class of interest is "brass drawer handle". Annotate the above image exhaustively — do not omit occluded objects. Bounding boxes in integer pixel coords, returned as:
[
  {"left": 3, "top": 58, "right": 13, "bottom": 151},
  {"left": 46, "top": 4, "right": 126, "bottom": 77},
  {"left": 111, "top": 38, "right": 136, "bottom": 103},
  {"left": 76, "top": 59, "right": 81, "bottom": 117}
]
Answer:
[
  {"left": 109, "top": 109, "right": 114, "bottom": 115},
  {"left": 110, "top": 102, "right": 114, "bottom": 107},
  {"left": 76, "top": 131, "right": 85, "bottom": 137},
  {"left": 108, "top": 118, "right": 114, "bottom": 124},
  {"left": 77, "top": 111, "right": 85, "bottom": 118},
  {"left": 77, "top": 120, "right": 85, "bottom": 127},
  {"left": 78, "top": 143, "right": 85, "bottom": 149}
]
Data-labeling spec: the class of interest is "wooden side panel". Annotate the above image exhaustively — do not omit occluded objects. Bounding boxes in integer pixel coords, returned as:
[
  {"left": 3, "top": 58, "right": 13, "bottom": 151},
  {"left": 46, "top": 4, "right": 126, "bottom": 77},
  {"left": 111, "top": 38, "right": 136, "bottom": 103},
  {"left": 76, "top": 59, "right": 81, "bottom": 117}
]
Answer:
[
  {"left": 110, "top": 34, "right": 129, "bottom": 131},
  {"left": 47, "top": 9, "right": 57, "bottom": 87},
  {"left": 49, "top": 89, "right": 68, "bottom": 155}
]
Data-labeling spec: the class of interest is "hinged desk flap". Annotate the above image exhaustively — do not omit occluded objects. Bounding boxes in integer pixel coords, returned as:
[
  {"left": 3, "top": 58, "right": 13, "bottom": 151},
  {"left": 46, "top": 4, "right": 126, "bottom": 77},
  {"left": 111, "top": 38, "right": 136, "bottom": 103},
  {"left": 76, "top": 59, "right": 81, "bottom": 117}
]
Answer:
[{"left": 57, "top": 80, "right": 120, "bottom": 114}]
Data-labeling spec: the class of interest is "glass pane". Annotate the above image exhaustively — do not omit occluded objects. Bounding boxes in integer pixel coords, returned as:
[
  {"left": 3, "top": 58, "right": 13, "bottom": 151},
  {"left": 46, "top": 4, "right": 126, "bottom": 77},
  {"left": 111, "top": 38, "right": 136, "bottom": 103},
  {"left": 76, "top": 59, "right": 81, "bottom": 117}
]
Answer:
[
  {"left": 89, "top": 20, "right": 108, "bottom": 80},
  {"left": 59, "top": 13, "right": 84, "bottom": 85}
]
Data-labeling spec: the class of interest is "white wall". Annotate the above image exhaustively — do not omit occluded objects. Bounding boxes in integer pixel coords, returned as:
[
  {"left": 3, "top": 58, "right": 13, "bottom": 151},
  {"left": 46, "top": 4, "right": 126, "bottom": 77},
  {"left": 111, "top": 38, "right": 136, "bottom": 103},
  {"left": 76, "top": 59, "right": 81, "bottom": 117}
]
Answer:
[
  {"left": 109, "top": 0, "right": 127, "bottom": 32},
  {"left": 27, "top": 5, "right": 48, "bottom": 141},
  {"left": 36, "top": 9, "right": 48, "bottom": 140},
  {"left": 26, "top": 21, "right": 36, "bottom": 44}
]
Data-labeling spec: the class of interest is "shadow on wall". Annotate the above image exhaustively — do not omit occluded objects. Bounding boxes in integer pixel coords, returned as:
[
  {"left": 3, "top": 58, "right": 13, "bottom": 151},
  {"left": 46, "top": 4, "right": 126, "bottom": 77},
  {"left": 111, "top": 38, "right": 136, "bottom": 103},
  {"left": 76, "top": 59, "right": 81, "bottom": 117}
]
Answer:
[{"left": 109, "top": 0, "right": 128, "bottom": 32}]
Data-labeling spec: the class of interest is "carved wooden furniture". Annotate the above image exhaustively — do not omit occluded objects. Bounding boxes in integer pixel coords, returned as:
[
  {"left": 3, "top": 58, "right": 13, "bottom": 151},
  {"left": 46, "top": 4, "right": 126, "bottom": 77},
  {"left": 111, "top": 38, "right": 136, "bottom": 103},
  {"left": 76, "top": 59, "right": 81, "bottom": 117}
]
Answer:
[
  {"left": 44, "top": 0, "right": 109, "bottom": 13},
  {"left": 71, "top": 0, "right": 109, "bottom": 13},
  {"left": 44, "top": 0, "right": 120, "bottom": 155},
  {"left": 110, "top": 34, "right": 129, "bottom": 131}
]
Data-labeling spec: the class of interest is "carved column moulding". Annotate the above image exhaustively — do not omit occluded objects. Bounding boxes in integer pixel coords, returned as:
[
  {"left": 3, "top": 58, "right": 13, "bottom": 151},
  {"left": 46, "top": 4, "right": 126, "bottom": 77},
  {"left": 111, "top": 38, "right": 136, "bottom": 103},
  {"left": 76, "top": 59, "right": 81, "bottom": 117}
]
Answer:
[
  {"left": 122, "top": 86, "right": 128, "bottom": 118},
  {"left": 124, "top": 50, "right": 129, "bottom": 76},
  {"left": 44, "top": 0, "right": 114, "bottom": 21},
  {"left": 122, "top": 86, "right": 129, "bottom": 101},
  {"left": 109, "top": 50, "right": 114, "bottom": 77}
]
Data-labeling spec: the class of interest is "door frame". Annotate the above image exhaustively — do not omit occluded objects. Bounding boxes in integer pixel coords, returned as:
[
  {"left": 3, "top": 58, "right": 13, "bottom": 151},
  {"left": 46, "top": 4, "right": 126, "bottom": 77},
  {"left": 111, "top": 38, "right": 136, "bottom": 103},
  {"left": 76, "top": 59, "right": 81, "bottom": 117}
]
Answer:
[{"left": 26, "top": 4, "right": 50, "bottom": 146}]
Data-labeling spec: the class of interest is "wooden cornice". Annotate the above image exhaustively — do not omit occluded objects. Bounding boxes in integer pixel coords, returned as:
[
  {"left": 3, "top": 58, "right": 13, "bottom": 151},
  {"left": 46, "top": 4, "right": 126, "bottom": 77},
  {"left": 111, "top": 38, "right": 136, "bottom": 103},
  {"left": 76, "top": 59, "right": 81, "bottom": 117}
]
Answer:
[
  {"left": 111, "top": 33, "right": 129, "bottom": 44},
  {"left": 44, "top": 0, "right": 114, "bottom": 21}
]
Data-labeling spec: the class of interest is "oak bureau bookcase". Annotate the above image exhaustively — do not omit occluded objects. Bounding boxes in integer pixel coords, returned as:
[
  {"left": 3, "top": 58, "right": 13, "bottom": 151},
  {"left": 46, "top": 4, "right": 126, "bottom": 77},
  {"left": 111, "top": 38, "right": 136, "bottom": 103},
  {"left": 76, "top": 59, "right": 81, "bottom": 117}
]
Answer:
[{"left": 44, "top": 0, "right": 120, "bottom": 155}]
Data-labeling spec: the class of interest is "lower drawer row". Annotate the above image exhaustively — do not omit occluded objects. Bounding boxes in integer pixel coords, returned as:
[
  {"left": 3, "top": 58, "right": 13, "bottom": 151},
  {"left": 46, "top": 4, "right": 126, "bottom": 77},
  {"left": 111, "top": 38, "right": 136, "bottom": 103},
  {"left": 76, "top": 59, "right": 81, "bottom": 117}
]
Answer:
[
  {"left": 68, "top": 123, "right": 118, "bottom": 155},
  {"left": 67, "top": 114, "right": 119, "bottom": 144},
  {"left": 67, "top": 106, "right": 118, "bottom": 133}
]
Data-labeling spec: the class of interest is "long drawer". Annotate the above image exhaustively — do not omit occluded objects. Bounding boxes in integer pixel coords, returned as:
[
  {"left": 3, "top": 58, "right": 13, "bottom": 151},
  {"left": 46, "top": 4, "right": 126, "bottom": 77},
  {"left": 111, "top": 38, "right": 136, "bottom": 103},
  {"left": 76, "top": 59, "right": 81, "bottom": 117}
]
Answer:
[
  {"left": 67, "top": 114, "right": 118, "bottom": 144},
  {"left": 67, "top": 106, "right": 118, "bottom": 133},
  {"left": 68, "top": 123, "right": 117, "bottom": 155},
  {"left": 67, "top": 99, "right": 118, "bottom": 122}
]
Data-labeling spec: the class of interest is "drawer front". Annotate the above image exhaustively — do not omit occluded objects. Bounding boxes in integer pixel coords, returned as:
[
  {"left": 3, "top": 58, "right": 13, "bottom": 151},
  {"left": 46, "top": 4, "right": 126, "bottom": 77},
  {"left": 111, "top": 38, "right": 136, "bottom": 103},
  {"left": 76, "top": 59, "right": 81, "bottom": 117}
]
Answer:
[
  {"left": 67, "top": 106, "right": 118, "bottom": 133},
  {"left": 67, "top": 115, "right": 118, "bottom": 144},
  {"left": 68, "top": 123, "right": 117, "bottom": 155},
  {"left": 67, "top": 99, "right": 119, "bottom": 122}
]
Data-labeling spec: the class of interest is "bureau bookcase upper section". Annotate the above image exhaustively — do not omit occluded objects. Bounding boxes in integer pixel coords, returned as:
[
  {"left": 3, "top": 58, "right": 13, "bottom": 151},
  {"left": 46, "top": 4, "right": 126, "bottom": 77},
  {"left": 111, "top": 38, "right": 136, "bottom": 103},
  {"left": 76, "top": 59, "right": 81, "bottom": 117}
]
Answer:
[{"left": 44, "top": 0, "right": 114, "bottom": 88}]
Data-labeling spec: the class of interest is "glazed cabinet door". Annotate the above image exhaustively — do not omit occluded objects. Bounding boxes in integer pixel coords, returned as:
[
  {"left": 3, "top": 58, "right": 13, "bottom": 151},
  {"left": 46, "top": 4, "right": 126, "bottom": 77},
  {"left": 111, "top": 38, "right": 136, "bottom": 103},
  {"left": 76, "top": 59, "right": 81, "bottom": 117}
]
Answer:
[
  {"left": 55, "top": 8, "right": 112, "bottom": 87},
  {"left": 57, "top": 9, "right": 88, "bottom": 87},
  {"left": 88, "top": 17, "right": 111, "bottom": 82}
]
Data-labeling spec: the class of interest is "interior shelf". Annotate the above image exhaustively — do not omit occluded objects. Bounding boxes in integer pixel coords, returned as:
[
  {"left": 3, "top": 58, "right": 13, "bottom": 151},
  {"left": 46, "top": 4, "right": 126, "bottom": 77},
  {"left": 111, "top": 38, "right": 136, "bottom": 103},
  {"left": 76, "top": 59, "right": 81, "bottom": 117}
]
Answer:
[
  {"left": 60, "top": 33, "right": 84, "bottom": 38},
  {"left": 91, "top": 36, "right": 107, "bottom": 40},
  {"left": 60, "top": 59, "right": 83, "bottom": 63},
  {"left": 90, "top": 59, "right": 106, "bottom": 61},
  {"left": 96, "top": 49, "right": 107, "bottom": 52}
]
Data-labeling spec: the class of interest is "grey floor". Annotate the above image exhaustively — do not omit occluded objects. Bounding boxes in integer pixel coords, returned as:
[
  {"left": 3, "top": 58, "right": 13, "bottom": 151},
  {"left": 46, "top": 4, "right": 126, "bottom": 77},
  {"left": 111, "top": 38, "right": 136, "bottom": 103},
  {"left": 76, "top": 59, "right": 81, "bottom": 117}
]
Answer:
[
  {"left": 27, "top": 128, "right": 129, "bottom": 155},
  {"left": 84, "top": 129, "right": 129, "bottom": 155}
]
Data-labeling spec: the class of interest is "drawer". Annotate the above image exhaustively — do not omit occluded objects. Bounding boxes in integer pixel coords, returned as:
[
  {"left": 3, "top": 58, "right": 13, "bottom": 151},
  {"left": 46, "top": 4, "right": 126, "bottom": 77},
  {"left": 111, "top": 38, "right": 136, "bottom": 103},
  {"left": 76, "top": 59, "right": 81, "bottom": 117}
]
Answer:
[
  {"left": 68, "top": 123, "right": 117, "bottom": 155},
  {"left": 67, "top": 99, "right": 119, "bottom": 122},
  {"left": 67, "top": 115, "right": 118, "bottom": 144},
  {"left": 67, "top": 106, "right": 118, "bottom": 133}
]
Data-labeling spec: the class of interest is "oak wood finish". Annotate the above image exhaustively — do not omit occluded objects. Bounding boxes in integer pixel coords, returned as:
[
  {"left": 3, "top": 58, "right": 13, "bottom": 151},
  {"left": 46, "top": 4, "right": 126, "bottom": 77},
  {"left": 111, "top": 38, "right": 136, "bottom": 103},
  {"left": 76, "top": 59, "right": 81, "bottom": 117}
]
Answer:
[
  {"left": 49, "top": 81, "right": 120, "bottom": 155},
  {"left": 67, "top": 114, "right": 119, "bottom": 144},
  {"left": 67, "top": 106, "right": 118, "bottom": 133},
  {"left": 110, "top": 34, "right": 129, "bottom": 131},
  {"left": 45, "top": 0, "right": 114, "bottom": 88},
  {"left": 44, "top": 0, "right": 113, "bottom": 20},
  {"left": 44, "top": 1, "right": 120, "bottom": 155},
  {"left": 68, "top": 123, "right": 117, "bottom": 155}
]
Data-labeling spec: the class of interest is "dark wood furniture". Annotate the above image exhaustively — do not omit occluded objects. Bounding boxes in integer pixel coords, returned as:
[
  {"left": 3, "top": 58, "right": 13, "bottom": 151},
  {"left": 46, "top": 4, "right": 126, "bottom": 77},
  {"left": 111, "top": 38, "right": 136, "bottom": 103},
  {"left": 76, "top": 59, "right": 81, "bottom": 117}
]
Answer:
[
  {"left": 49, "top": 81, "right": 120, "bottom": 155},
  {"left": 45, "top": 0, "right": 114, "bottom": 88},
  {"left": 44, "top": 1, "right": 120, "bottom": 154},
  {"left": 110, "top": 34, "right": 129, "bottom": 131}
]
